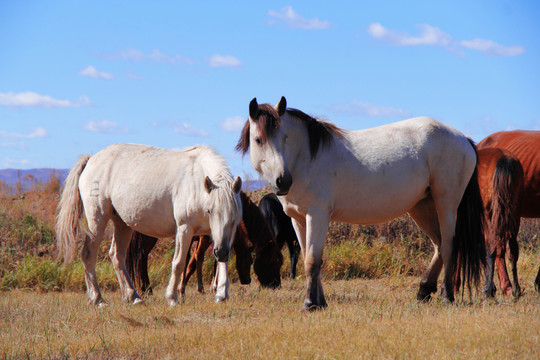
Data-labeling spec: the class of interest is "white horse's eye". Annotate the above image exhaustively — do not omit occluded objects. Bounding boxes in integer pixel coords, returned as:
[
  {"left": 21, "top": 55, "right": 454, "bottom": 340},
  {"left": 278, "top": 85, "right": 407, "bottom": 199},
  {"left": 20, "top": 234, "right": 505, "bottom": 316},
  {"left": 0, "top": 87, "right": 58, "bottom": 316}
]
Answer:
[{"left": 255, "top": 137, "right": 262, "bottom": 145}]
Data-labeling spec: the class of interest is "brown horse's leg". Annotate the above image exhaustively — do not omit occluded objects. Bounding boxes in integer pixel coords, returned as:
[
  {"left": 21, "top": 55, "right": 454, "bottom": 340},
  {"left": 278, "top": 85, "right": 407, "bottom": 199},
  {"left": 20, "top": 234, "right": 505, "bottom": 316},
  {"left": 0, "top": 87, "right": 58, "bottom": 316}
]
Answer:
[
  {"left": 507, "top": 236, "right": 522, "bottom": 297},
  {"left": 495, "top": 249, "right": 512, "bottom": 296},
  {"left": 535, "top": 266, "right": 540, "bottom": 294},
  {"left": 179, "top": 238, "right": 194, "bottom": 296},
  {"left": 483, "top": 251, "right": 497, "bottom": 297},
  {"left": 195, "top": 236, "right": 212, "bottom": 293}
]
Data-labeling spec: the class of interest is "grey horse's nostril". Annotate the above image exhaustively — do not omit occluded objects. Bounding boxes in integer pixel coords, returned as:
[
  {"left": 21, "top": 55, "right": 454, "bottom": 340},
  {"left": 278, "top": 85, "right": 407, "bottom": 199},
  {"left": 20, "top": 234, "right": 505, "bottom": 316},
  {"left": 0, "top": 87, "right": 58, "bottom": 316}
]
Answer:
[{"left": 276, "top": 173, "right": 292, "bottom": 194}]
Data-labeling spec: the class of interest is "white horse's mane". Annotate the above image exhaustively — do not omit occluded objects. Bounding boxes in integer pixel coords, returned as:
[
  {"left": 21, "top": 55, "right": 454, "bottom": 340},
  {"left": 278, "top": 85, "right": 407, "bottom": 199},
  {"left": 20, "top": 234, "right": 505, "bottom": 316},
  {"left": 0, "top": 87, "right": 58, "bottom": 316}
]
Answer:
[{"left": 184, "top": 145, "right": 240, "bottom": 220}]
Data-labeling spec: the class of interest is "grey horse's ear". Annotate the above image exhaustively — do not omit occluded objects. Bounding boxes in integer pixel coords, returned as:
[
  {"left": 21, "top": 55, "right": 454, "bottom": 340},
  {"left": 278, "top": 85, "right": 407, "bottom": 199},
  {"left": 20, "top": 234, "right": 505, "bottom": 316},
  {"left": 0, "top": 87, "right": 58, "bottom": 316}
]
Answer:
[
  {"left": 232, "top": 176, "right": 242, "bottom": 194},
  {"left": 204, "top": 176, "right": 216, "bottom": 194},
  {"left": 276, "top": 96, "right": 286, "bottom": 116},
  {"left": 249, "top": 98, "right": 259, "bottom": 120}
]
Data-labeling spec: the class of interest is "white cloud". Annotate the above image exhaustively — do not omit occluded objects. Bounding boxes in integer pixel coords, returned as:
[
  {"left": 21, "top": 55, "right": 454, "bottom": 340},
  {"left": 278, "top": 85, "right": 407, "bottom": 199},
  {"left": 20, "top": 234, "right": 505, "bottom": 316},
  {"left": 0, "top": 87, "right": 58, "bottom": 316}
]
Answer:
[
  {"left": 207, "top": 54, "right": 243, "bottom": 68},
  {"left": 461, "top": 38, "right": 525, "bottom": 57},
  {"left": 332, "top": 101, "right": 410, "bottom": 117},
  {"left": 367, "top": 23, "right": 456, "bottom": 52},
  {"left": 367, "top": 22, "right": 525, "bottom": 57},
  {"left": 83, "top": 120, "right": 128, "bottom": 134},
  {"left": 114, "top": 48, "right": 197, "bottom": 64},
  {"left": 0, "top": 127, "right": 48, "bottom": 139},
  {"left": 173, "top": 123, "right": 209, "bottom": 137},
  {"left": 79, "top": 65, "right": 114, "bottom": 80},
  {"left": 268, "top": 6, "right": 330, "bottom": 29},
  {"left": 0, "top": 91, "right": 91, "bottom": 108},
  {"left": 220, "top": 116, "right": 245, "bottom": 132}
]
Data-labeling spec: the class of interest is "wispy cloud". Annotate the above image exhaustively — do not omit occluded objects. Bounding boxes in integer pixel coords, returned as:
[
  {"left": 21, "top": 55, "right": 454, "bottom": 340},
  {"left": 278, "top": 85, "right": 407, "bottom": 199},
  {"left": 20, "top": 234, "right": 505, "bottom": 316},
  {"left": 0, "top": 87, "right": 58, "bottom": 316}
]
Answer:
[
  {"left": 207, "top": 54, "right": 243, "bottom": 68},
  {"left": 79, "top": 65, "right": 114, "bottom": 80},
  {"left": 367, "top": 22, "right": 524, "bottom": 57},
  {"left": 460, "top": 38, "right": 525, "bottom": 57},
  {"left": 173, "top": 123, "right": 209, "bottom": 137},
  {"left": 367, "top": 23, "right": 459, "bottom": 54},
  {"left": 107, "top": 48, "right": 198, "bottom": 65},
  {"left": 83, "top": 120, "right": 128, "bottom": 134},
  {"left": 332, "top": 101, "right": 410, "bottom": 117},
  {"left": 220, "top": 116, "right": 245, "bottom": 132},
  {"left": 0, "top": 91, "right": 91, "bottom": 108},
  {"left": 0, "top": 127, "right": 48, "bottom": 140},
  {"left": 268, "top": 5, "right": 330, "bottom": 29}
]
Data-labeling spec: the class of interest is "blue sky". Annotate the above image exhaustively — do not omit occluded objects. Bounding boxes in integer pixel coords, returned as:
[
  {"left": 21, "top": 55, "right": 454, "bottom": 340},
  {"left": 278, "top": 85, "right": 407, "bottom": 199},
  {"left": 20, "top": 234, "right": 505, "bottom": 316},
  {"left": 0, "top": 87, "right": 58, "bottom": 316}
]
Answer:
[{"left": 1, "top": 1, "right": 539, "bottom": 182}]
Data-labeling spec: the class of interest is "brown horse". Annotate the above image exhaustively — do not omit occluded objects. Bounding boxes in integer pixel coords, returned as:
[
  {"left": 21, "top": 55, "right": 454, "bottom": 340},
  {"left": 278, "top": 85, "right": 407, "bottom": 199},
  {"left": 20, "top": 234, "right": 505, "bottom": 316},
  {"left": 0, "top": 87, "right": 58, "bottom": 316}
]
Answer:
[
  {"left": 477, "top": 147, "right": 524, "bottom": 297},
  {"left": 477, "top": 130, "right": 540, "bottom": 295},
  {"left": 126, "top": 191, "right": 283, "bottom": 294}
]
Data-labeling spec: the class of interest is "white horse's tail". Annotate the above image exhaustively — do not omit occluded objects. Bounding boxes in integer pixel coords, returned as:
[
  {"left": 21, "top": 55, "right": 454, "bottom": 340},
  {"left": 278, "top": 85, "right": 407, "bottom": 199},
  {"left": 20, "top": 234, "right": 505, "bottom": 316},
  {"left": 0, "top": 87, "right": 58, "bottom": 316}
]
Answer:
[{"left": 56, "top": 155, "right": 91, "bottom": 262}]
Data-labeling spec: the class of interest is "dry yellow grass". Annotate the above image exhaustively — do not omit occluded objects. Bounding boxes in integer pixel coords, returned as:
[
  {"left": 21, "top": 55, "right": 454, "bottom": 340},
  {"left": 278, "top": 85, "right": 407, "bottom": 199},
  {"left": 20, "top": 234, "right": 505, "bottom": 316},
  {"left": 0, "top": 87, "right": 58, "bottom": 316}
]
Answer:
[{"left": 1, "top": 263, "right": 539, "bottom": 359}]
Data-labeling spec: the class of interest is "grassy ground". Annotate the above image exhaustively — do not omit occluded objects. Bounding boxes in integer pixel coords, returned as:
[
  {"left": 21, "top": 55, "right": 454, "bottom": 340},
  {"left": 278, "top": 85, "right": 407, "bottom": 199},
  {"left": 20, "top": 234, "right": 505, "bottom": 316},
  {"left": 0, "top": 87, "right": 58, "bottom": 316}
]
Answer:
[{"left": 1, "top": 270, "right": 539, "bottom": 359}]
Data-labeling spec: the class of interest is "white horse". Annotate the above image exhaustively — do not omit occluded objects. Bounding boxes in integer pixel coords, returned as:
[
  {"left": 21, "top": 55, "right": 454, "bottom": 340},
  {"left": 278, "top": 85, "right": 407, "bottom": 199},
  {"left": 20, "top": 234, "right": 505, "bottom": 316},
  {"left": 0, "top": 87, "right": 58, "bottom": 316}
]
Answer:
[
  {"left": 56, "top": 143, "right": 242, "bottom": 306},
  {"left": 237, "top": 97, "right": 485, "bottom": 311}
]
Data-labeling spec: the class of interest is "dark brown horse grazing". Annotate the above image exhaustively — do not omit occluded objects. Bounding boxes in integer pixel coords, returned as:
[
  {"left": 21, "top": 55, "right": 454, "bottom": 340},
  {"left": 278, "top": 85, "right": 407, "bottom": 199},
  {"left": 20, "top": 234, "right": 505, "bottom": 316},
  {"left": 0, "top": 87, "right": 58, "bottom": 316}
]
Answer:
[
  {"left": 126, "top": 191, "right": 283, "bottom": 294},
  {"left": 476, "top": 147, "right": 524, "bottom": 297},
  {"left": 477, "top": 130, "right": 540, "bottom": 295},
  {"left": 126, "top": 232, "right": 251, "bottom": 295},
  {"left": 259, "top": 193, "right": 300, "bottom": 279}
]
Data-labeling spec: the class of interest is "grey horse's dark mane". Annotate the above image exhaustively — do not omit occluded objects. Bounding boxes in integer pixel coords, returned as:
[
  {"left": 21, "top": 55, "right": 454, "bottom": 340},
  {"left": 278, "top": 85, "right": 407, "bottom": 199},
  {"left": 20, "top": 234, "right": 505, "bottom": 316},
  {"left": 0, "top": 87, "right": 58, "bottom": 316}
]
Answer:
[{"left": 236, "top": 105, "right": 345, "bottom": 159}]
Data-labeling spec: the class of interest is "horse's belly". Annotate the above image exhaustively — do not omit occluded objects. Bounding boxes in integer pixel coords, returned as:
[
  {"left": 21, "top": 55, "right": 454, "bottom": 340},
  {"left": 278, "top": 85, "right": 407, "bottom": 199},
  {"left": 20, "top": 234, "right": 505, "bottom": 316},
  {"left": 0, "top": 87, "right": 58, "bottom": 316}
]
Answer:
[
  {"left": 331, "top": 198, "right": 415, "bottom": 224},
  {"left": 112, "top": 193, "right": 178, "bottom": 237},
  {"left": 330, "top": 177, "right": 428, "bottom": 224}
]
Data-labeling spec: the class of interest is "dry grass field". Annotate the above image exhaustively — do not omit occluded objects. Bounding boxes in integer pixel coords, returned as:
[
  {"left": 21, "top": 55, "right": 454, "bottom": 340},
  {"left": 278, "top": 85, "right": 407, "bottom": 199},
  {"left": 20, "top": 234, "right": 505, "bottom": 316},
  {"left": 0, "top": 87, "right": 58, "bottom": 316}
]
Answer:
[
  {"left": 1, "top": 176, "right": 539, "bottom": 359},
  {"left": 1, "top": 268, "right": 539, "bottom": 359}
]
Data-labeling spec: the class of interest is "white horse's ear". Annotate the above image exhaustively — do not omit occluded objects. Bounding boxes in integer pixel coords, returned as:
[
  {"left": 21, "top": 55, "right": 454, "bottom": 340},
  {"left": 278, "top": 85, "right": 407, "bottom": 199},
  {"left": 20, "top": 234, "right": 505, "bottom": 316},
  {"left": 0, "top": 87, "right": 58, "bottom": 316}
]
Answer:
[
  {"left": 204, "top": 176, "right": 216, "bottom": 194},
  {"left": 232, "top": 176, "right": 242, "bottom": 194},
  {"left": 249, "top": 98, "right": 259, "bottom": 120},
  {"left": 275, "top": 96, "right": 286, "bottom": 116}
]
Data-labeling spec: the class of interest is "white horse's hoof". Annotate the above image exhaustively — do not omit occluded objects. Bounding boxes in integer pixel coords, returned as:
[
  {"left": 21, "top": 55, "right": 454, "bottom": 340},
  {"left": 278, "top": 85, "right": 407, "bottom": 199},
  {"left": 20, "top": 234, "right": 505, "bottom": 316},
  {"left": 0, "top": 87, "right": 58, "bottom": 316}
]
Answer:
[
  {"left": 133, "top": 298, "right": 144, "bottom": 306},
  {"left": 167, "top": 299, "right": 178, "bottom": 307},
  {"left": 215, "top": 295, "right": 228, "bottom": 303}
]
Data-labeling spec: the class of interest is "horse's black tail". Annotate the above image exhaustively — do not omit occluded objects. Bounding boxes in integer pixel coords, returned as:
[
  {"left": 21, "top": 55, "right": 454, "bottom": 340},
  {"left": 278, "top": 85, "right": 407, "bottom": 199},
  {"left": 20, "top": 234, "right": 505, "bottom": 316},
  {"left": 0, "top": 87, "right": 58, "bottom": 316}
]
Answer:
[
  {"left": 453, "top": 143, "right": 487, "bottom": 296},
  {"left": 126, "top": 232, "right": 158, "bottom": 294},
  {"left": 489, "top": 155, "right": 522, "bottom": 253}
]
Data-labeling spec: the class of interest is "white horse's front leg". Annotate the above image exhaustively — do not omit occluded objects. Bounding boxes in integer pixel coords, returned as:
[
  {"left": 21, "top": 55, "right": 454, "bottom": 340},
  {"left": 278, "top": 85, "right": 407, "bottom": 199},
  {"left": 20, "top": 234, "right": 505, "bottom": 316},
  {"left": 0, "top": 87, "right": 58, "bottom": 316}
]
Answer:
[
  {"left": 215, "top": 261, "right": 229, "bottom": 303},
  {"left": 290, "top": 217, "right": 307, "bottom": 260},
  {"left": 165, "top": 225, "right": 193, "bottom": 306},
  {"left": 302, "top": 207, "right": 329, "bottom": 312}
]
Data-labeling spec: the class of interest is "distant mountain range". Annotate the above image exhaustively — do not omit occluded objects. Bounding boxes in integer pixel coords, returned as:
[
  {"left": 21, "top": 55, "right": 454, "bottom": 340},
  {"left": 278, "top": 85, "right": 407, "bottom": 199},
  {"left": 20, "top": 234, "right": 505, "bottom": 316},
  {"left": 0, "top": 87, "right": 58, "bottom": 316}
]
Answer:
[{"left": 0, "top": 168, "right": 267, "bottom": 192}]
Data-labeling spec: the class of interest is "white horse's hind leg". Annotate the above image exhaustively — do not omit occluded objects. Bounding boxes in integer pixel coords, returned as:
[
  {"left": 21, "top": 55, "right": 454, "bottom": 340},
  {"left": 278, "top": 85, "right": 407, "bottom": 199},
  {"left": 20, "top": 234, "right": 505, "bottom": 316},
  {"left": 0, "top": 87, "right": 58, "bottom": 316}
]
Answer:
[
  {"left": 433, "top": 192, "right": 463, "bottom": 304},
  {"left": 81, "top": 212, "right": 109, "bottom": 306},
  {"left": 109, "top": 215, "right": 142, "bottom": 304},
  {"left": 165, "top": 224, "right": 193, "bottom": 306},
  {"left": 408, "top": 195, "right": 444, "bottom": 301}
]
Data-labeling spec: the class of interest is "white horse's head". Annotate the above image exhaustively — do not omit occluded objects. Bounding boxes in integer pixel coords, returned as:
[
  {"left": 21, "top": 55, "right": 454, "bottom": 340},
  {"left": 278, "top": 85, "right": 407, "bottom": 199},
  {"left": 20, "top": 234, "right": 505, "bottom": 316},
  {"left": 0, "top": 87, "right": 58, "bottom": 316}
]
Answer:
[
  {"left": 204, "top": 176, "right": 242, "bottom": 262},
  {"left": 241, "top": 96, "right": 293, "bottom": 195}
]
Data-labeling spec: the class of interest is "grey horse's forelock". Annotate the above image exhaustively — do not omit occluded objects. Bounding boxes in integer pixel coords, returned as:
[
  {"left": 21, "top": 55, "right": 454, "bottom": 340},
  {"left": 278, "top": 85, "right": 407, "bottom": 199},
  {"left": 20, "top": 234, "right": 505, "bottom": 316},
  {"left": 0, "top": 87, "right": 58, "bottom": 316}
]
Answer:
[{"left": 209, "top": 178, "right": 242, "bottom": 221}]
